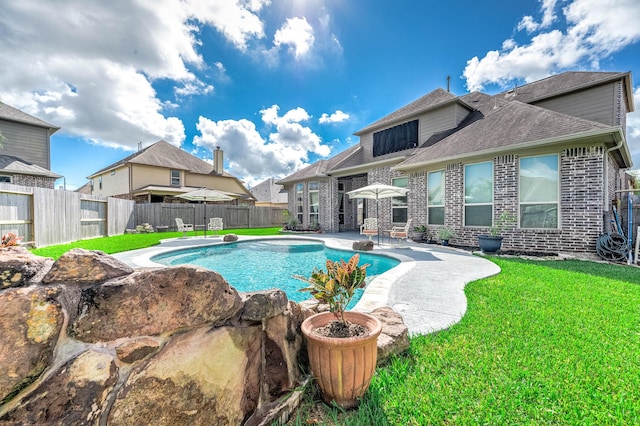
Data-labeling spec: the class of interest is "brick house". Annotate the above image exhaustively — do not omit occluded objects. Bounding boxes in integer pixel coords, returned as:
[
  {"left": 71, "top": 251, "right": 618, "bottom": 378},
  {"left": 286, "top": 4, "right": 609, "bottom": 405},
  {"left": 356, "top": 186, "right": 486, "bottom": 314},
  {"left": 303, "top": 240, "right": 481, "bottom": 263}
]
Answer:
[
  {"left": 0, "top": 101, "right": 61, "bottom": 188},
  {"left": 277, "top": 71, "right": 635, "bottom": 254}
]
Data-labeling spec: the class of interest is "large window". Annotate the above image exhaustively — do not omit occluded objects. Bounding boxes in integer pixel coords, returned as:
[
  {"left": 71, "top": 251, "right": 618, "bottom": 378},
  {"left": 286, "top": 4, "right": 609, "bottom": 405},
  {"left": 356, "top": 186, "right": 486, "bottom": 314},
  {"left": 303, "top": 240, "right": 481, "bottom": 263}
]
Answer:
[
  {"left": 464, "top": 162, "right": 493, "bottom": 227},
  {"left": 309, "top": 181, "right": 319, "bottom": 225},
  {"left": 170, "top": 170, "right": 181, "bottom": 187},
  {"left": 373, "top": 120, "right": 419, "bottom": 157},
  {"left": 519, "top": 154, "right": 559, "bottom": 228},
  {"left": 427, "top": 170, "right": 444, "bottom": 225},
  {"left": 338, "top": 182, "right": 345, "bottom": 225},
  {"left": 391, "top": 177, "right": 408, "bottom": 223},
  {"left": 295, "top": 183, "right": 304, "bottom": 224}
]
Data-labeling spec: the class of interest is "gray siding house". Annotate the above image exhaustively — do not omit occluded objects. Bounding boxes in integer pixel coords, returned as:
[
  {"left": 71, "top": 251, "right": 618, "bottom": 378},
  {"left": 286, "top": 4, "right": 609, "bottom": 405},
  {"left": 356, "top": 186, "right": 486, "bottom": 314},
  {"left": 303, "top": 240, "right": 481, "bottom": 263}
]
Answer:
[
  {"left": 0, "top": 102, "right": 61, "bottom": 188},
  {"left": 277, "top": 71, "right": 635, "bottom": 254}
]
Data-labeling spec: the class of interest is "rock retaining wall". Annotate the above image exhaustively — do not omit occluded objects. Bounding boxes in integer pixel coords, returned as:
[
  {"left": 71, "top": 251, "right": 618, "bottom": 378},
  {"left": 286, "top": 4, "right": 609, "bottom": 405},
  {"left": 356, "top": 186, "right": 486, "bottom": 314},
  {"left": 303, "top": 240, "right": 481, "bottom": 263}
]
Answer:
[{"left": 0, "top": 247, "right": 409, "bottom": 425}]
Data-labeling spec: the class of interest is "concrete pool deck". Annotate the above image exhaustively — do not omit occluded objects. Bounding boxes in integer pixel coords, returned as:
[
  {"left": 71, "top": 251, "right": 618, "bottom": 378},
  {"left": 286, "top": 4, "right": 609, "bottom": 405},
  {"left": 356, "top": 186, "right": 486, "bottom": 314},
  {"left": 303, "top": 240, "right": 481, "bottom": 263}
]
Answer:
[{"left": 111, "top": 233, "right": 501, "bottom": 336}]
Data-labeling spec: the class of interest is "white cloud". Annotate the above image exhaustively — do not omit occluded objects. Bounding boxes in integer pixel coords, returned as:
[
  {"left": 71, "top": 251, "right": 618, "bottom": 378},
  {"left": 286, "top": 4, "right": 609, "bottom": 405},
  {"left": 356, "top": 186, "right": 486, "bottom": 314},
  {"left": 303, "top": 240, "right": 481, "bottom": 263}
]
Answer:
[
  {"left": 273, "top": 17, "right": 315, "bottom": 58},
  {"left": 627, "top": 86, "right": 640, "bottom": 169},
  {"left": 0, "top": 0, "right": 272, "bottom": 153},
  {"left": 463, "top": 0, "right": 640, "bottom": 92},
  {"left": 193, "top": 105, "right": 331, "bottom": 185},
  {"left": 319, "top": 110, "right": 350, "bottom": 124}
]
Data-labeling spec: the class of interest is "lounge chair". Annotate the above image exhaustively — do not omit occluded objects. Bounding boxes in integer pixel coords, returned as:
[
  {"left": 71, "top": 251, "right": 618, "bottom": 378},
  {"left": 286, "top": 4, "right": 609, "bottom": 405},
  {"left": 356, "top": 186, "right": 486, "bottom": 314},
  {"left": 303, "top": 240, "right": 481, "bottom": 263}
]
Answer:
[
  {"left": 207, "top": 217, "right": 223, "bottom": 236},
  {"left": 175, "top": 217, "right": 194, "bottom": 238},
  {"left": 360, "top": 218, "right": 378, "bottom": 241},
  {"left": 390, "top": 218, "right": 413, "bottom": 246}
]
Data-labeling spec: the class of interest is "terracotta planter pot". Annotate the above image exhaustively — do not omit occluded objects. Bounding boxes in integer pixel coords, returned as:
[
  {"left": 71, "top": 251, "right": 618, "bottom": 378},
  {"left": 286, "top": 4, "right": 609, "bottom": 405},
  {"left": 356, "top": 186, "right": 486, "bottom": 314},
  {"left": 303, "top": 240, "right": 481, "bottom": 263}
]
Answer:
[{"left": 301, "top": 311, "right": 382, "bottom": 409}]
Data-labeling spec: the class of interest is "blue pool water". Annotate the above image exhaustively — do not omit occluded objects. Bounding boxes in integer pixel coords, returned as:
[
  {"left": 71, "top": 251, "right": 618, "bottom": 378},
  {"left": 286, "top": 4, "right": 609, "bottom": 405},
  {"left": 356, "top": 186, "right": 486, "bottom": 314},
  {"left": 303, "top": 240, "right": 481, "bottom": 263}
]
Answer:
[{"left": 151, "top": 239, "right": 400, "bottom": 308}]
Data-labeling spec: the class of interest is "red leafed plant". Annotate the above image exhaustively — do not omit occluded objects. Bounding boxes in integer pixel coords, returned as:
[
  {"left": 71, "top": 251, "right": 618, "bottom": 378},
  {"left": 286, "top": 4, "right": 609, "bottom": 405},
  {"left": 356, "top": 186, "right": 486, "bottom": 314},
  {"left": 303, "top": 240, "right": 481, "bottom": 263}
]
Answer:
[{"left": 1, "top": 232, "right": 23, "bottom": 247}]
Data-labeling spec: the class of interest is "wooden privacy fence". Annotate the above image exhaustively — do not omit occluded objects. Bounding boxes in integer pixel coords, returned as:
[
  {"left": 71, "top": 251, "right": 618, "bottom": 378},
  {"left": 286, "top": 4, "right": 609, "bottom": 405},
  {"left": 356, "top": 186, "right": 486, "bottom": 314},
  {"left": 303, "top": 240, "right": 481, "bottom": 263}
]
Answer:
[
  {"left": 0, "top": 183, "right": 135, "bottom": 247},
  {"left": 135, "top": 203, "right": 288, "bottom": 231}
]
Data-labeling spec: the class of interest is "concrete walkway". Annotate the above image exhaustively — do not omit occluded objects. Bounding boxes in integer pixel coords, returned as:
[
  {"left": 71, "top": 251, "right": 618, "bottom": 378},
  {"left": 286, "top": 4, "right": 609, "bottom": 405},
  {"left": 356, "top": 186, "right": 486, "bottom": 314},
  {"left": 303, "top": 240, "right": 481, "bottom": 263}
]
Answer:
[{"left": 112, "top": 233, "right": 501, "bottom": 336}]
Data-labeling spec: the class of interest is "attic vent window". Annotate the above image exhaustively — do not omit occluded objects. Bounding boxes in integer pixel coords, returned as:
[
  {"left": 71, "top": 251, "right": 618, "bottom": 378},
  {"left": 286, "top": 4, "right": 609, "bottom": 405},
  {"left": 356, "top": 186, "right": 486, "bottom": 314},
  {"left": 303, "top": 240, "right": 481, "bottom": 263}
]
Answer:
[{"left": 373, "top": 119, "right": 418, "bottom": 157}]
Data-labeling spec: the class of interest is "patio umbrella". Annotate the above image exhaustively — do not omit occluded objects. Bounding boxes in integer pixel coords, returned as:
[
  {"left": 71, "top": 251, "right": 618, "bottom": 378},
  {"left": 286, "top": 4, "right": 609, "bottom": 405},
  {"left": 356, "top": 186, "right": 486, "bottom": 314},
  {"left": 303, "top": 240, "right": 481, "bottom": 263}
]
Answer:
[
  {"left": 346, "top": 182, "right": 410, "bottom": 245},
  {"left": 177, "top": 188, "right": 235, "bottom": 237}
]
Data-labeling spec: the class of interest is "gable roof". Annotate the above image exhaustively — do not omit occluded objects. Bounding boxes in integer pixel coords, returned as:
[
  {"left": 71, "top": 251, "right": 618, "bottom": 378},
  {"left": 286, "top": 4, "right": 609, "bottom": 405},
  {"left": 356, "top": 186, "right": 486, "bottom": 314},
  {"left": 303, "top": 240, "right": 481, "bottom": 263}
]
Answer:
[
  {"left": 354, "top": 88, "right": 468, "bottom": 135},
  {"left": 276, "top": 144, "right": 361, "bottom": 184},
  {"left": 0, "top": 154, "right": 62, "bottom": 178},
  {"left": 88, "top": 140, "right": 233, "bottom": 178},
  {"left": 250, "top": 178, "right": 288, "bottom": 204},
  {"left": 0, "top": 102, "right": 60, "bottom": 132},
  {"left": 496, "top": 71, "right": 634, "bottom": 111},
  {"left": 397, "top": 100, "right": 623, "bottom": 170}
]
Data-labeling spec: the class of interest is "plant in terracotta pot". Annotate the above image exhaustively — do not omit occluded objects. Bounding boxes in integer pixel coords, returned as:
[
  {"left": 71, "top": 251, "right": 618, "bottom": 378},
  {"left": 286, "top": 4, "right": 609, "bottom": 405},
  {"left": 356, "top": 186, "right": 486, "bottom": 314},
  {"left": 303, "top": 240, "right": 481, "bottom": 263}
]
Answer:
[
  {"left": 294, "top": 253, "right": 382, "bottom": 409},
  {"left": 477, "top": 211, "right": 516, "bottom": 253}
]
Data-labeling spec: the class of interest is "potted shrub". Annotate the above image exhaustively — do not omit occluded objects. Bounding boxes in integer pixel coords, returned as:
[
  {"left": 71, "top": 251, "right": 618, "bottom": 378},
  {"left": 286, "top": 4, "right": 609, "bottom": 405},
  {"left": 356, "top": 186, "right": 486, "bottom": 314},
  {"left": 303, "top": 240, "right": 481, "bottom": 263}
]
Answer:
[
  {"left": 295, "top": 254, "right": 382, "bottom": 409},
  {"left": 477, "top": 211, "right": 516, "bottom": 253},
  {"left": 411, "top": 224, "right": 427, "bottom": 241},
  {"left": 436, "top": 227, "right": 455, "bottom": 246}
]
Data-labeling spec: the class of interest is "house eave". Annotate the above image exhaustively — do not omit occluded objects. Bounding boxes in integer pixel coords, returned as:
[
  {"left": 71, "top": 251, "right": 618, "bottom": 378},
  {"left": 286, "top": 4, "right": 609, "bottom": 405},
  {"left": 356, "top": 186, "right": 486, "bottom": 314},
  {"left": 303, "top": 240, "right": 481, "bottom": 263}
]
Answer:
[
  {"left": 394, "top": 127, "right": 630, "bottom": 172},
  {"left": 328, "top": 156, "right": 407, "bottom": 177}
]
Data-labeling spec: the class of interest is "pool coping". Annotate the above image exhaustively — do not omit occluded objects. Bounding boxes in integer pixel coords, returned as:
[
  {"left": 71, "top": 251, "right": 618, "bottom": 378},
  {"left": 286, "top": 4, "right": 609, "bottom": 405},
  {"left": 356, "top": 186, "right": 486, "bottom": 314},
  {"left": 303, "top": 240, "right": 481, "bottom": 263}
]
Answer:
[{"left": 111, "top": 234, "right": 501, "bottom": 336}]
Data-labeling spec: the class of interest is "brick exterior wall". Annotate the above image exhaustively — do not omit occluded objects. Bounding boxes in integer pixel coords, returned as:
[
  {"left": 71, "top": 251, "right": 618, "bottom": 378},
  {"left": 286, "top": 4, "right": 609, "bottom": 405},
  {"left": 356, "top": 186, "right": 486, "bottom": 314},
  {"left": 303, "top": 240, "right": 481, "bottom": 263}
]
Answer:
[
  {"left": 10, "top": 174, "right": 56, "bottom": 189},
  {"left": 286, "top": 144, "right": 618, "bottom": 255}
]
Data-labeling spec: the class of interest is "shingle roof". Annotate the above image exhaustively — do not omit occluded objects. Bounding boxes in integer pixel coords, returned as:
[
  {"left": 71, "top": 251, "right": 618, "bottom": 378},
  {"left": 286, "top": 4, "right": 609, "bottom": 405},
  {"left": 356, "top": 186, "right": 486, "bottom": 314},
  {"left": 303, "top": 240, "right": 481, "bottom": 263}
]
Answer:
[
  {"left": 88, "top": 140, "right": 233, "bottom": 177},
  {"left": 276, "top": 145, "right": 361, "bottom": 184},
  {"left": 496, "top": 71, "right": 629, "bottom": 105},
  {"left": 354, "top": 88, "right": 462, "bottom": 135},
  {"left": 398, "top": 101, "right": 612, "bottom": 168},
  {"left": 250, "top": 178, "right": 288, "bottom": 203},
  {"left": 0, "top": 154, "right": 62, "bottom": 178},
  {"left": 0, "top": 102, "right": 59, "bottom": 131}
]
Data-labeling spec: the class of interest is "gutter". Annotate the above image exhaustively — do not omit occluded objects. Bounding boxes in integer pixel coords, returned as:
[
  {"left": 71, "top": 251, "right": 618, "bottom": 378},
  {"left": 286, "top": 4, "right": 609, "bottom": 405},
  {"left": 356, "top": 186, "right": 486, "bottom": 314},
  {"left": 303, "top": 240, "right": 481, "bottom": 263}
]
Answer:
[{"left": 603, "top": 133, "right": 625, "bottom": 233}]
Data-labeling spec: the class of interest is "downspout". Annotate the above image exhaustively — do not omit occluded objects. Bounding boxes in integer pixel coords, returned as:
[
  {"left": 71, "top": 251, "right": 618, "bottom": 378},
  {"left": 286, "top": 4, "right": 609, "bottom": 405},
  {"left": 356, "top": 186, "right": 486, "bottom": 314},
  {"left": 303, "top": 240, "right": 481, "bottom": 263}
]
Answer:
[{"left": 603, "top": 136, "right": 624, "bottom": 233}]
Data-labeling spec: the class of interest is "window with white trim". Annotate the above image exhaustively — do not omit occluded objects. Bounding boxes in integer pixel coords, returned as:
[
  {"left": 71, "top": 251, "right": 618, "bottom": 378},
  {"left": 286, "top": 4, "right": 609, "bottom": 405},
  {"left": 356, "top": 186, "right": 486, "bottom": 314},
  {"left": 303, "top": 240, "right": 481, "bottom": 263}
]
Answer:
[
  {"left": 295, "top": 183, "right": 304, "bottom": 224},
  {"left": 309, "top": 181, "right": 319, "bottom": 225},
  {"left": 391, "top": 177, "right": 408, "bottom": 223},
  {"left": 0, "top": 175, "right": 11, "bottom": 183},
  {"left": 170, "top": 170, "right": 181, "bottom": 187},
  {"left": 519, "top": 154, "right": 559, "bottom": 228},
  {"left": 427, "top": 170, "right": 444, "bottom": 225},
  {"left": 464, "top": 162, "right": 493, "bottom": 227}
]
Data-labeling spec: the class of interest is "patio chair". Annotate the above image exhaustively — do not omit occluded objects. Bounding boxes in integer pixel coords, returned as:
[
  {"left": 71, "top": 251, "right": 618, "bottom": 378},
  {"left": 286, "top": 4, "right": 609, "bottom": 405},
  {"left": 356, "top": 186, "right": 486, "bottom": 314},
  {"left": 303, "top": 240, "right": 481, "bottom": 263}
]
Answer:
[
  {"left": 207, "top": 217, "right": 223, "bottom": 236},
  {"left": 175, "top": 217, "right": 194, "bottom": 238},
  {"left": 390, "top": 218, "right": 413, "bottom": 246},
  {"left": 360, "top": 218, "right": 378, "bottom": 241}
]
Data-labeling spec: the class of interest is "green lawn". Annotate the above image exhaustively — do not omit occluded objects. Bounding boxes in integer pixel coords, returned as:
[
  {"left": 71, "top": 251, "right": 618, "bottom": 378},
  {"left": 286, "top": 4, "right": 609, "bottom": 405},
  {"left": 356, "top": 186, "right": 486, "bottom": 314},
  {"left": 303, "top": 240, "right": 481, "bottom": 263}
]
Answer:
[
  {"left": 30, "top": 227, "right": 283, "bottom": 259},
  {"left": 289, "top": 257, "right": 640, "bottom": 425}
]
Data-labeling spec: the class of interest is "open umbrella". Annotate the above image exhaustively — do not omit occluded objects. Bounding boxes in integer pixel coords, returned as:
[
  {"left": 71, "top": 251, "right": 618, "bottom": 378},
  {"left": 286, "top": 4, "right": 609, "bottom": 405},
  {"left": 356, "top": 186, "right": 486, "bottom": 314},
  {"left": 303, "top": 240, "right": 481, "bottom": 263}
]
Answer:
[
  {"left": 177, "top": 188, "right": 235, "bottom": 237},
  {"left": 346, "top": 183, "right": 410, "bottom": 245}
]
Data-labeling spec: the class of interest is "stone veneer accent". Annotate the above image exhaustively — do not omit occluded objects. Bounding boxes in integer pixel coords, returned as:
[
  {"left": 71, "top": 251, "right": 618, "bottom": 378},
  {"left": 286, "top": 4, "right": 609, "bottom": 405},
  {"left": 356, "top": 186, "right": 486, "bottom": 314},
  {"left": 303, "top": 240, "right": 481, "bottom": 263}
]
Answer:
[{"left": 8, "top": 174, "right": 56, "bottom": 189}]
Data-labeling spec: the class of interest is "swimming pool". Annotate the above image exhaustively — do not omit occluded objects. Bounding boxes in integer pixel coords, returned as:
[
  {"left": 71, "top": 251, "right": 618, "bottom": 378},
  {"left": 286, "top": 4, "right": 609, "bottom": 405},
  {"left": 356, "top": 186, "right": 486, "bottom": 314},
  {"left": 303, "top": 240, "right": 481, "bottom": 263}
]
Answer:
[{"left": 151, "top": 239, "right": 400, "bottom": 308}]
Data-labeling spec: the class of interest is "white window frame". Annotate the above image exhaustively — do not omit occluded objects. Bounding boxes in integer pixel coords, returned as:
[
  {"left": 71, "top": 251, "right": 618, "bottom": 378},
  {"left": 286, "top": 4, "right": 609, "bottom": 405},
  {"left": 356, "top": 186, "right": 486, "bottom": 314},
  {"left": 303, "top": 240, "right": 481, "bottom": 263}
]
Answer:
[
  {"left": 391, "top": 177, "right": 408, "bottom": 223},
  {"left": 0, "top": 175, "right": 12, "bottom": 183},
  {"left": 295, "top": 183, "right": 304, "bottom": 224},
  {"left": 519, "top": 154, "right": 560, "bottom": 229},
  {"left": 427, "top": 170, "right": 445, "bottom": 225},
  {"left": 170, "top": 169, "right": 181, "bottom": 187},
  {"left": 309, "top": 181, "right": 319, "bottom": 225},
  {"left": 464, "top": 161, "right": 493, "bottom": 227}
]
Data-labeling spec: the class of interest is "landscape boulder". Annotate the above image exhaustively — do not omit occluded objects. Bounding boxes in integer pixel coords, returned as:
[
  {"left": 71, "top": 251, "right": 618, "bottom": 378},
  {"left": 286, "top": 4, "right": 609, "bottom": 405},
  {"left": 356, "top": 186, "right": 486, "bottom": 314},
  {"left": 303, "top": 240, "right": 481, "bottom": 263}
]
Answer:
[
  {"left": 0, "top": 246, "right": 53, "bottom": 289},
  {"left": 42, "top": 248, "right": 133, "bottom": 284}
]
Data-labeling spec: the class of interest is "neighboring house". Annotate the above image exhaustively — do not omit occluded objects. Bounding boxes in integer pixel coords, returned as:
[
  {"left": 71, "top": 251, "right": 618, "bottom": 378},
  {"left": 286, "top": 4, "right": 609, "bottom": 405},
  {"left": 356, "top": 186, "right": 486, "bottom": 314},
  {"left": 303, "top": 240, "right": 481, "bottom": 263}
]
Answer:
[
  {"left": 278, "top": 71, "right": 635, "bottom": 254},
  {"left": 250, "top": 178, "right": 288, "bottom": 207},
  {"left": 0, "top": 101, "right": 61, "bottom": 188},
  {"left": 87, "top": 140, "right": 256, "bottom": 204}
]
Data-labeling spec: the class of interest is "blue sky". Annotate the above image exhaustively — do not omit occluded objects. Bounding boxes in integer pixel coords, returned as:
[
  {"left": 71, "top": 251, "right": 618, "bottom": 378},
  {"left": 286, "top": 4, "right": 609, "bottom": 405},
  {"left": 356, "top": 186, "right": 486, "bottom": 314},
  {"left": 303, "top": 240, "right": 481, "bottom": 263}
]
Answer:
[{"left": 1, "top": 0, "right": 640, "bottom": 190}]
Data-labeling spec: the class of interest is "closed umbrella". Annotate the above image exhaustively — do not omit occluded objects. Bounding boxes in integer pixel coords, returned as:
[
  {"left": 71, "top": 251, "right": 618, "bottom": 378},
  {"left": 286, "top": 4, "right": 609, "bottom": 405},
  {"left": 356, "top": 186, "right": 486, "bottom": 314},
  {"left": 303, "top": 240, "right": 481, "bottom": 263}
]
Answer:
[
  {"left": 177, "top": 188, "right": 235, "bottom": 237},
  {"left": 346, "top": 183, "right": 410, "bottom": 245}
]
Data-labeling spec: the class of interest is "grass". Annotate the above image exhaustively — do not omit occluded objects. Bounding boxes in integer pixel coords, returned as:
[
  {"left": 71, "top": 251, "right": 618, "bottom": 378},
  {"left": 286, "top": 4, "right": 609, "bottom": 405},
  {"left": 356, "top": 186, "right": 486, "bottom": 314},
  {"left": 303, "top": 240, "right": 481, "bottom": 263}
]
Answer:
[
  {"left": 29, "top": 227, "right": 283, "bottom": 259},
  {"left": 288, "top": 257, "right": 640, "bottom": 425}
]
